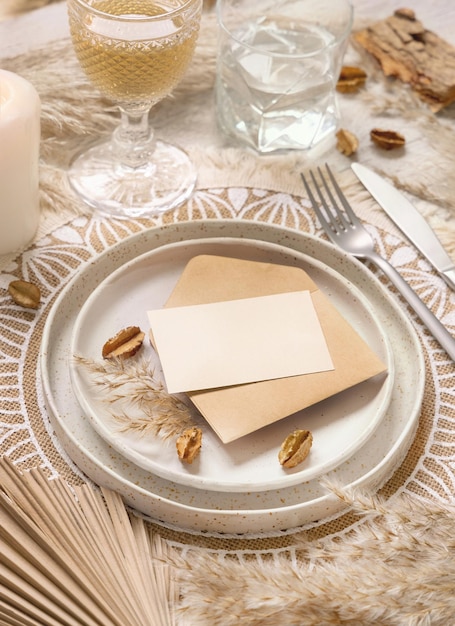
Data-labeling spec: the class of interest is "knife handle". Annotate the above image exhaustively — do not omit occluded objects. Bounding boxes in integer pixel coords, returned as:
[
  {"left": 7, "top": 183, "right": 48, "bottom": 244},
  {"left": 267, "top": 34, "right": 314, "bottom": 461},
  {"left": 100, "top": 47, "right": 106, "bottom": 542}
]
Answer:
[
  {"left": 370, "top": 251, "right": 455, "bottom": 361},
  {"left": 442, "top": 268, "right": 455, "bottom": 291}
]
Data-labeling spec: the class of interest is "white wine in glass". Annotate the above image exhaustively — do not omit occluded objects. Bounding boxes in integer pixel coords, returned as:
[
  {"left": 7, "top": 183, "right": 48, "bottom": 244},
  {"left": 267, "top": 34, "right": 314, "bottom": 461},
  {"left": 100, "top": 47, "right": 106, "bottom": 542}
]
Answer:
[{"left": 67, "top": 0, "right": 203, "bottom": 218}]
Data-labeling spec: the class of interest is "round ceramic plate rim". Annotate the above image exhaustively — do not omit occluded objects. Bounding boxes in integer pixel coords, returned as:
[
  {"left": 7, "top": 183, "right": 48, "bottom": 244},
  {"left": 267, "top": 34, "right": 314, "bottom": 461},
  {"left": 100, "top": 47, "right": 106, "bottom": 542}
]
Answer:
[
  {"left": 40, "top": 220, "right": 424, "bottom": 532},
  {"left": 68, "top": 236, "right": 394, "bottom": 492}
]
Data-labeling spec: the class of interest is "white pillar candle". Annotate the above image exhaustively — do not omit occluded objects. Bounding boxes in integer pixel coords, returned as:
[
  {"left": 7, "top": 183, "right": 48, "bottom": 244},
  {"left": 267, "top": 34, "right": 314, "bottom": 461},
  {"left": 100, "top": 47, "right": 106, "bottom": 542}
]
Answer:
[{"left": 0, "top": 70, "right": 41, "bottom": 255}]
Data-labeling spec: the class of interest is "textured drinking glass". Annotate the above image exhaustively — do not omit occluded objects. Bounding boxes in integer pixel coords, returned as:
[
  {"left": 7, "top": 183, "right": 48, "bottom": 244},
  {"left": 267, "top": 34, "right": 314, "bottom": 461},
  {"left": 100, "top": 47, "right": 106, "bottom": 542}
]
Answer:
[
  {"left": 216, "top": 0, "right": 353, "bottom": 153},
  {"left": 67, "top": 0, "right": 202, "bottom": 218}
]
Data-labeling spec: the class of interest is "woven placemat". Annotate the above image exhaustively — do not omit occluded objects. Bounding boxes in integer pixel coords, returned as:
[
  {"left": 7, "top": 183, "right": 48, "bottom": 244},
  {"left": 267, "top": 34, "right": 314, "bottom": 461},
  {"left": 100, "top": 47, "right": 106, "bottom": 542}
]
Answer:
[{"left": 3, "top": 186, "right": 454, "bottom": 554}]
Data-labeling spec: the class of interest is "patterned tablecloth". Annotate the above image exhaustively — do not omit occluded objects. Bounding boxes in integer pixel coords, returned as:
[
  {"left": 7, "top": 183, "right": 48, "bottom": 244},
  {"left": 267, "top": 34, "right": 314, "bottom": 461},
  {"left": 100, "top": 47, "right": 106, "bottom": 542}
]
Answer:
[{"left": 1, "top": 1, "right": 455, "bottom": 622}]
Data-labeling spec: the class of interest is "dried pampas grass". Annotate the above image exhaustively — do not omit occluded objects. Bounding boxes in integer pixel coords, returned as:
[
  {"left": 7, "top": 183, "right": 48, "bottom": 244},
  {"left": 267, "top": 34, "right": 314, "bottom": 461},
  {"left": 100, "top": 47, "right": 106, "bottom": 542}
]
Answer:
[
  {"left": 3, "top": 454, "right": 455, "bottom": 625},
  {"left": 3, "top": 456, "right": 455, "bottom": 625},
  {"left": 174, "top": 486, "right": 455, "bottom": 625},
  {"left": 74, "top": 354, "right": 198, "bottom": 439}
]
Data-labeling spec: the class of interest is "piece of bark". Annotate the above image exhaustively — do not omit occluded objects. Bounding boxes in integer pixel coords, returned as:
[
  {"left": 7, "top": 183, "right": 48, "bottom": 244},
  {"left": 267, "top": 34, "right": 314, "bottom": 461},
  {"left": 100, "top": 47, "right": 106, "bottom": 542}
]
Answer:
[{"left": 354, "top": 9, "right": 455, "bottom": 112}]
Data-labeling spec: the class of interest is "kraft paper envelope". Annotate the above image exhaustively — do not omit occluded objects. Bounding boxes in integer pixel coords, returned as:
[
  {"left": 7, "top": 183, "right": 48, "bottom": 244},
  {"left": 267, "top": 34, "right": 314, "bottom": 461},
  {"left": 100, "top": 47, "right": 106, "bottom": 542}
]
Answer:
[{"left": 161, "top": 255, "right": 387, "bottom": 443}]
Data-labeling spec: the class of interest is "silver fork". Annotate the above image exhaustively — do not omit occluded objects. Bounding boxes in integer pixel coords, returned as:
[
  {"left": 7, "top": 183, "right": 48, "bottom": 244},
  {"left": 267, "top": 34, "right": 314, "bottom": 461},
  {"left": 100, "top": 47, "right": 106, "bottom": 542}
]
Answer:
[{"left": 301, "top": 164, "right": 455, "bottom": 361}]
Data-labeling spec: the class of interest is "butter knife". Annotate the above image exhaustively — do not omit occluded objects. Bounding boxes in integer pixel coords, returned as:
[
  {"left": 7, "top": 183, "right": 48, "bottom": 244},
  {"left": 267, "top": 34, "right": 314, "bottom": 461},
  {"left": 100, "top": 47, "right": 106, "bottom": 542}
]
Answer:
[{"left": 352, "top": 163, "right": 455, "bottom": 290}]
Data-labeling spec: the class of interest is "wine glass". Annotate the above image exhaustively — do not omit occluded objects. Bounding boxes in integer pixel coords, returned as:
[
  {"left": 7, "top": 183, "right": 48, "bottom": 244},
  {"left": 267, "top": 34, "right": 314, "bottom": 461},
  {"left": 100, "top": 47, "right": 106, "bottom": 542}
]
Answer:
[{"left": 66, "top": 0, "right": 203, "bottom": 218}]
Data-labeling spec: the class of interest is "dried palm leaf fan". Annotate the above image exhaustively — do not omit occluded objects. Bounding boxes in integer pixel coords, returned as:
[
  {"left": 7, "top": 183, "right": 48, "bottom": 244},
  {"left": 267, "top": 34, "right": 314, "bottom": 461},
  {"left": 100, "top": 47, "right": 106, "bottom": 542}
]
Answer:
[{"left": 0, "top": 457, "right": 176, "bottom": 626}]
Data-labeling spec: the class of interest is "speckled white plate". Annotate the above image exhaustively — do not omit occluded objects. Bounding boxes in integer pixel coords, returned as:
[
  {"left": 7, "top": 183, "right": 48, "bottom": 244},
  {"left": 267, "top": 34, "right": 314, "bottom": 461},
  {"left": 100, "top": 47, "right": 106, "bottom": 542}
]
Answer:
[
  {"left": 40, "top": 220, "right": 424, "bottom": 534},
  {"left": 69, "top": 237, "right": 393, "bottom": 492}
]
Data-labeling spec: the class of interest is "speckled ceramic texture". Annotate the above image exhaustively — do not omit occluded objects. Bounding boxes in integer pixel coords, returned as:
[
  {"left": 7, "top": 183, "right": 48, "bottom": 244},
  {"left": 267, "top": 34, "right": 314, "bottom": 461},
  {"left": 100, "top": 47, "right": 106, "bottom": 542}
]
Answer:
[
  {"left": 69, "top": 237, "right": 394, "bottom": 492},
  {"left": 40, "top": 220, "right": 424, "bottom": 534}
]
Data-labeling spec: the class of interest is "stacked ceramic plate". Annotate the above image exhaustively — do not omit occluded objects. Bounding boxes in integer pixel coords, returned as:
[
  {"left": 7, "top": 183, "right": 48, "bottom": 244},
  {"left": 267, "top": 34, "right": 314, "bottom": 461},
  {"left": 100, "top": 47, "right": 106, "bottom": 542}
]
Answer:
[{"left": 41, "top": 220, "right": 425, "bottom": 535}]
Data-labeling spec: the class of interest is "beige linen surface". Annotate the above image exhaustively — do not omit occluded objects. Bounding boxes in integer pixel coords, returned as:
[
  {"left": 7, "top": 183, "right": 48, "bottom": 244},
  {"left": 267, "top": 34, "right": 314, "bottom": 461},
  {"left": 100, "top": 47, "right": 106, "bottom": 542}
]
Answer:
[{"left": 1, "top": 1, "right": 455, "bottom": 623}]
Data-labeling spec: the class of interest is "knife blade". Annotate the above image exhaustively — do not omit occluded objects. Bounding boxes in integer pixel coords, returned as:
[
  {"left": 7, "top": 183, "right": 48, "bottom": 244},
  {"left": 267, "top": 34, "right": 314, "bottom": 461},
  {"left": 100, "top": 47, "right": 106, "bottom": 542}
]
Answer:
[{"left": 351, "top": 163, "right": 455, "bottom": 290}]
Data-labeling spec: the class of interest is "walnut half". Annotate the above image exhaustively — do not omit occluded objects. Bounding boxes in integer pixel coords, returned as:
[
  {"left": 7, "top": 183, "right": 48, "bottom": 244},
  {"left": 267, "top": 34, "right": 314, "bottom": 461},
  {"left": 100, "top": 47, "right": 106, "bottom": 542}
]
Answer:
[
  {"left": 102, "top": 326, "right": 145, "bottom": 359},
  {"left": 8, "top": 279, "right": 41, "bottom": 309},
  {"left": 336, "top": 66, "right": 367, "bottom": 93},
  {"left": 176, "top": 427, "right": 202, "bottom": 464},
  {"left": 278, "top": 429, "right": 313, "bottom": 468},
  {"left": 336, "top": 129, "right": 359, "bottom": 156},
  {"left": 370, "top": 128, "right": 406, "bottom": 150}
]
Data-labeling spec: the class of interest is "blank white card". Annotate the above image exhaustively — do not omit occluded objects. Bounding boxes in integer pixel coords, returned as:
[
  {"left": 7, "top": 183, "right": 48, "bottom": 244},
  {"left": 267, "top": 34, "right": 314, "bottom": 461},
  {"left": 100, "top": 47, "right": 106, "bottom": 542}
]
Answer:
[{"left": 147, "top": 290, "right": 334, "bottom": 394}]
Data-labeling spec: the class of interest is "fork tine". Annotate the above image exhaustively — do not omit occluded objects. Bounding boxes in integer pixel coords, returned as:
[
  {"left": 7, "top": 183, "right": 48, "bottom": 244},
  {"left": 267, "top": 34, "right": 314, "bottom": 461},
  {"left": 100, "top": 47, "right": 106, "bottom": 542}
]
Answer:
[
  {"left": 324, "top": 163, "right": 361, "bottom": 227},
  {"left": 300, "top": 171, "right": 336, "bottom": 237},
  {"left": 301, "top": 165, "right": 363, "bottom": 237},
  {"left": 316, "top": 165, "right": 351, "bottom": 230},
  {"left": 310, "top": 168, "right": 334, "bottom": 218},
  {"left": 301, "top": 168, "right": 348, "bottom": 236},
  {"left": 300, "top": 172, "right": 319, "bottom": 214}
]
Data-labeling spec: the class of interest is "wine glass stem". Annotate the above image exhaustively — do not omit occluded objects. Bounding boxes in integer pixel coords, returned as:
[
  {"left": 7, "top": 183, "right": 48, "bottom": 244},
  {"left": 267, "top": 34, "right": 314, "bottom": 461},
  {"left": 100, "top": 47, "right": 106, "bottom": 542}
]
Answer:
[{"left": 113, "top": 104, "right": 155, "bottom": 169}]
